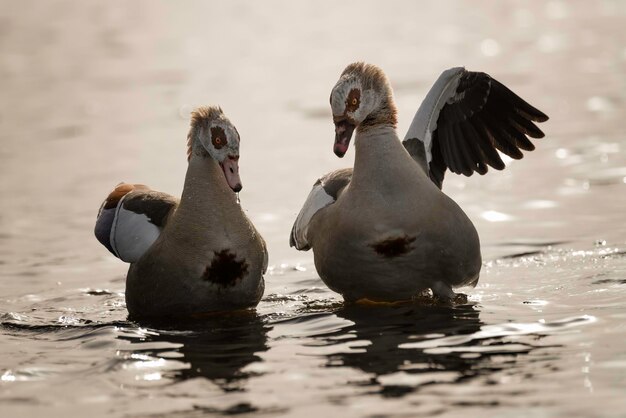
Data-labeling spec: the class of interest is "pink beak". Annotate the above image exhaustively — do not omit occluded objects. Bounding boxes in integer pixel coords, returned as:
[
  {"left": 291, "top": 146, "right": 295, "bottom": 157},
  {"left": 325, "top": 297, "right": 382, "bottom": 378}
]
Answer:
[
  {"left": 220, "top": 157, "right": 242, "bottom": 192},
  {"left": 334, "top": 119, "right": 356, "bottom": 158}
]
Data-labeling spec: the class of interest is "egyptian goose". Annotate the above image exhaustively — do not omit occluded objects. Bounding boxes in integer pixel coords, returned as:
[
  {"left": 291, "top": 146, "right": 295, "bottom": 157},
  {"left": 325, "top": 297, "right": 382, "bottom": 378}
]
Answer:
[
  {"left": 290, "top": 63, "right": 548, "bottom": 302},
  {"left": 95, "top": 106, "right": 267, "bottom": 319}
]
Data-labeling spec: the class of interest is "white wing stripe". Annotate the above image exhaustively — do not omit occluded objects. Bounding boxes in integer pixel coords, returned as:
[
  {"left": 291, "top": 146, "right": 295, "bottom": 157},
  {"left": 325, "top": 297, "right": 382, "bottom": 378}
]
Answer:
[
  {"left": 292, "top": 184, "right": 334, "bottom": 250},
  {"left": 403, "top": 67, "right": 465, "bottom": 164},
  {"left": 110, "top": 193, "right": 161, "bottom": 262}
]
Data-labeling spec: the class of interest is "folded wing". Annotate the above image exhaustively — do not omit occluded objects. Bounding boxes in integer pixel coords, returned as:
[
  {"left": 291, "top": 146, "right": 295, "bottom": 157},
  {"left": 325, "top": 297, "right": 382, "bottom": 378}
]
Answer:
[
  {"left": 290, "top": 169, "right": 352, "bottom": 251},
  {"left": 95, "top": 183, "right": 178, "bottom": 262}
]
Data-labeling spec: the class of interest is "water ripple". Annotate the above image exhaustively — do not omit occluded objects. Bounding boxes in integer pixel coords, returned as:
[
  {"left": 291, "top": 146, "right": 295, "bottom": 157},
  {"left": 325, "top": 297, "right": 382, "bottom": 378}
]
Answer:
[{"left": 401, "top": 315, "right": 596, "bottom": 352}]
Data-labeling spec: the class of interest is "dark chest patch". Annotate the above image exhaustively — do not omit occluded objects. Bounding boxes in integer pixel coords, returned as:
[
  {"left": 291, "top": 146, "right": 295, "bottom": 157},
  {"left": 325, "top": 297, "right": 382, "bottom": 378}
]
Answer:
[
  {"left": 202, "top": 249, "right": 249, "bottom": 287},
  {"left": 371, "top": 235, "right": 416, "bottom": 258}
]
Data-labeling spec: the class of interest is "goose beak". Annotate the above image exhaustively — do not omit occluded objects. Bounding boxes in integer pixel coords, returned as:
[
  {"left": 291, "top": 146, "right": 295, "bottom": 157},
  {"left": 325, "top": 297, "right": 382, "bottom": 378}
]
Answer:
[
  {"left": 334, "top": 119, "right": 356, "bottom": 158},
  {"left": 220, "top": 156, "right": 242, "bottom": 192}
]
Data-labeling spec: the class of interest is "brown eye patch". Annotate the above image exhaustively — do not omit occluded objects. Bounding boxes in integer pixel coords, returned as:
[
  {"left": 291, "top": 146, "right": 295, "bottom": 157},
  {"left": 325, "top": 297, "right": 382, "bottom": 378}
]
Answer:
[
  {"left": 345, "top": 88, "right": 361, "bottom": 113},
  {"left": 210, "top": 126, "right": 228, "bottom": 149}
]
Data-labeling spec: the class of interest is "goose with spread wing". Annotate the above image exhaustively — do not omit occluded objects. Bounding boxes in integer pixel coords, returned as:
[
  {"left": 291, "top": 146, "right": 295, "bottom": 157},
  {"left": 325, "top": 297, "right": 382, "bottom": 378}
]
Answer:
[
  {"left": 95, "top": 106, "right": 267, "bottom": 319},
  {"left": 290, "top": 63, "right": 548, "bottom": 302}
]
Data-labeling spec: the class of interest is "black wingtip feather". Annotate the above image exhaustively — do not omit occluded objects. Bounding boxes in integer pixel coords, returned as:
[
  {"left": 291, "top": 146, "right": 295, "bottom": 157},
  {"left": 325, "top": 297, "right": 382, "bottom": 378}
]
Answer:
[
  {"left": 425, "top": 70, "right": 548, "bottom": 186},
  {"left": 476, "top": 162, "right": 488, "bottom": 175},
  {"left": 438, "top": 125, "right": 460, "bottom": 174},
  {"left": 458, "top": 122, "right": 487, "bottom": 174},
  {"left": 451, "top": 123, "right": 476, "bottom": 176},
  {"left": 510, "top": 112, "right": 546, "bottom": 139},
  {"left": 428, "top": 139, "right": 446, "bottom": 189},
  {"left": 468, "top": 119, "right": 506, "bottom": 170},
  {"left": 510, "top": 128, "right": 536, "bottom": 151},
  {"left": 477, "top": 112, "right": 524, "bottom": 160},
  {"left": 492, "top": 78, "right": 549, "bottom": 122}
]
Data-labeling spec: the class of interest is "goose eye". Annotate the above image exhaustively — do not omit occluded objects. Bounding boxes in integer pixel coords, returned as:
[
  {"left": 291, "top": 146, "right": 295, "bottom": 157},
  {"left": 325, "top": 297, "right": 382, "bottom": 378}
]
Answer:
[
  {"left": 210, "top": 126, "right": 227, "bottom": 149},
  {"left": 351, "top": 98, "right": 358, "bottom": 106}
]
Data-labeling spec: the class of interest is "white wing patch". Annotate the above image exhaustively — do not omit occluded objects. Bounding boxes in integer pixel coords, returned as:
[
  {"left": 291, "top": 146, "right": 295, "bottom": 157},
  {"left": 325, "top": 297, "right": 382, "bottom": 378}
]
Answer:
[
  {"left": 403, "top": 67, "right": 465, "bottom": 164},
  {"left": 291, "top": 183, "right": 335, "bottom": 250},
  {"left": 110, "top": 194, "right": 161, "bottom": 262}
]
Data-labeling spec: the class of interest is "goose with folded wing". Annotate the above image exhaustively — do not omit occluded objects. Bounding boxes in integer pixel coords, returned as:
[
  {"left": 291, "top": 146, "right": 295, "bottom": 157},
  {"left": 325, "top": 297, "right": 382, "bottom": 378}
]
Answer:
[{"left": 95, "top": 106, "right": 267, "bottom": 319}]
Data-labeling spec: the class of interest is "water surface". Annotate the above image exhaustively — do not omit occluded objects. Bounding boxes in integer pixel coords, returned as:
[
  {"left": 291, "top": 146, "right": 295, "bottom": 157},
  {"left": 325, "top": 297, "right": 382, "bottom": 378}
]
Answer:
[{"left": 1, "top": 1, "right": 626, "bottom": 417}]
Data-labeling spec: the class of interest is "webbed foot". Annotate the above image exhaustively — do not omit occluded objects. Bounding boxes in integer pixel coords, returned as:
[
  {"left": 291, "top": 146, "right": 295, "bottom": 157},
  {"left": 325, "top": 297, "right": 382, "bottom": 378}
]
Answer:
[{"left": 430, "top": 282, "right": 468, "bottom": 305}]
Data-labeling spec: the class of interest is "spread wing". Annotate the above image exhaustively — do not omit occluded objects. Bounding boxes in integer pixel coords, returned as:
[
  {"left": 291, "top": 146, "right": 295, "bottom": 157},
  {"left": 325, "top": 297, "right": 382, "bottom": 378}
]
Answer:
[
  {"left": 403, "top": 67, "right": 549, "bottom": 188},
  {"left": 95, "top": 183, "right": 178, "bottom": 262},
  {"left": 290, "top": 168, "right": 352, "bottom": 251}
]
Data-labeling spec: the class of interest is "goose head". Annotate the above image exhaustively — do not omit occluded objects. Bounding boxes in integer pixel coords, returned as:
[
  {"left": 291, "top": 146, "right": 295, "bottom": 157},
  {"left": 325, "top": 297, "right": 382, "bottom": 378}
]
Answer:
[
  {"left": 187, "top": 106, "right": 243, "bottom": 192},
  {"left": 330, "top": 62, "right": 398, "bottom": 157}
]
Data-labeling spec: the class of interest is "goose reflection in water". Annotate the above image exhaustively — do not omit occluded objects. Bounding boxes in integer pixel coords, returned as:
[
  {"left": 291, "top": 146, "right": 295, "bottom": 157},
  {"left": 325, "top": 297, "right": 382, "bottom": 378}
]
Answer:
[
  {"left": 118, "top": 311, "right": 270, "bottom": 391},
  {"left": 316, "top": 302, "right": 535, "bottom": 397}
]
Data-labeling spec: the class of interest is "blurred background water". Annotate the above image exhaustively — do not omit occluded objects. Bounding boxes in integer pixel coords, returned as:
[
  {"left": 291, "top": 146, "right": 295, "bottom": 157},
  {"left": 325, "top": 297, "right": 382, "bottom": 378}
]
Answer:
[{"left": 1, "top": 1, "right": 625, "bottom": 417}]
